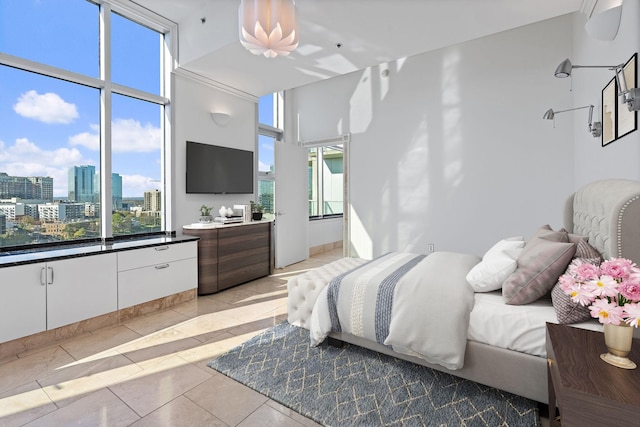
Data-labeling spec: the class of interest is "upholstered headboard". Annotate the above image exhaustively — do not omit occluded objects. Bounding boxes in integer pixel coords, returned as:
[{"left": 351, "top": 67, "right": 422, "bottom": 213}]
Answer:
[{"left": 564, "top": 179, "right": 640, "bottom": 264}]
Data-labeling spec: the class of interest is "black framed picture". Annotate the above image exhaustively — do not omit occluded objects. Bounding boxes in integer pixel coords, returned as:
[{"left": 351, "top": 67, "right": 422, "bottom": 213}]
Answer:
[{"left": 602, "top": 53, "right": 637, "bottom": 147}]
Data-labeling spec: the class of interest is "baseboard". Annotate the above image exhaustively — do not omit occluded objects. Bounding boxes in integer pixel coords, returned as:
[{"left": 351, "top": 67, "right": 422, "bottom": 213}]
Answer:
[{"left": 309, "top": 241, "right": 343, "bottom": 257}]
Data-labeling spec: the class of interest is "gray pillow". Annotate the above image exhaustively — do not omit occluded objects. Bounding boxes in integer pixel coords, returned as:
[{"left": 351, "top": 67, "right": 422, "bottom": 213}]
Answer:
[{"left": 503, "top": 228, "right": 576, "bottom": 305}]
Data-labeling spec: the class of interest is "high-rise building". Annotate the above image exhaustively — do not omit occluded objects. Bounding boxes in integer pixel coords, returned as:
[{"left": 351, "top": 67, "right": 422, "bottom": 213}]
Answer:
[
  {"left": 94, "top": 172, "right": 123, "bottom": 209},
  {"left": 143, "top": 190, "right": 161, "bottom": 212},
  {"left": 68, "top": 166, "right": 95, "bottom": 203},
  {"left": 112, "top": 173, "right": 123, "bottom": 210},
  {"left": 0, "top": 173, "right": 53, "bottom": 201},
  {"left": 258, "top": 179, "right": 274, "bottom": 213},
  {"left": 27, "top": 176, "right": 53, "bottom": 201}
]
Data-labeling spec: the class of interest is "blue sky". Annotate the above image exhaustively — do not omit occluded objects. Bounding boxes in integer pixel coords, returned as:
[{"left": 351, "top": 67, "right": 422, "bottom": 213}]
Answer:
[
  {"left": 0, "top": 0, "right": 275, "bottom": 198},
  {"left": 0, "top": 0, "right": 162, "bottom": 198}
]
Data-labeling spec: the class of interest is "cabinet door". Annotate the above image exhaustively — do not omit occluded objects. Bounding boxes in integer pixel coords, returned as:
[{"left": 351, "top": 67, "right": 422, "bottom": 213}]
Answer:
[
  {"left": 47, "top": 254, "right": 118, "bottom": 330},
  {"left": 0, "top": 263, "right": 47, "bottom": 343}
]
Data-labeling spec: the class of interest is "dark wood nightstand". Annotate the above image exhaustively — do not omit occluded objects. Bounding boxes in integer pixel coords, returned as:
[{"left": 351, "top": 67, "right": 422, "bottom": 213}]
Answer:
[{"left": 546, "top": 323, "right": 640, "bottom": 427}]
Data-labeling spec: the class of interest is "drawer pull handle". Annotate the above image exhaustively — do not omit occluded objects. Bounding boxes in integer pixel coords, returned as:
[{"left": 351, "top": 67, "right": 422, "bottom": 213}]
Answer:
[
  {"left": 155, "top": 264, "right": 170, "bottom": 270},
  {"left": 40, "top": 267, "right": 46, "bottom": 286},
  {"left": 155, "top": 246, "right": 169, "bottom": 251}
]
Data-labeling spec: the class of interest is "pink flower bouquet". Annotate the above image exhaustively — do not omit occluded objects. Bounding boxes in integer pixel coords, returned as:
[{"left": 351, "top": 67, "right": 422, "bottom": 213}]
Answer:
[{"left": 559, "top": 257, "right": 640, "bottom": 327}]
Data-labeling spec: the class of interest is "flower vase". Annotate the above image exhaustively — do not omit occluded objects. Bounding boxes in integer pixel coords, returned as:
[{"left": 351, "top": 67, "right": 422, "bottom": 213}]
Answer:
[{"left": 600, "top": 323, "right": 636, "bottom": 369}]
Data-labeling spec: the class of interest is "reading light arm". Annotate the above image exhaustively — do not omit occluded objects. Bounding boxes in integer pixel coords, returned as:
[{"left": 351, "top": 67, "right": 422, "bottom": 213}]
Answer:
[
  {"left": 554, "top": 58, "right": 639, "bottom": 111},
  {"left": 543, "top": 105, "right": 602, "bottom": 138}
]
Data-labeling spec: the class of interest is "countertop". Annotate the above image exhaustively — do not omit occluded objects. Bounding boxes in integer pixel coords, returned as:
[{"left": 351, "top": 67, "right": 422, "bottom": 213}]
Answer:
[{"left": 0, "top": 235, "right": 199, "bottom": 267}]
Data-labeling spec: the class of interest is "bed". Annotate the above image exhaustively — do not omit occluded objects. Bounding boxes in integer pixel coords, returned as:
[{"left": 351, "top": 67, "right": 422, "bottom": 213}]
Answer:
[{"left": 287, "top": 179, "right": 640, "bottom": 404}]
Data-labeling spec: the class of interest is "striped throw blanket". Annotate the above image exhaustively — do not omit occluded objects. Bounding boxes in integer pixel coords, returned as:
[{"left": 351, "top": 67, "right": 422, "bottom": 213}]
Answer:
[{"left": 309, "top": 251, "right": 481, "bottom": 370}]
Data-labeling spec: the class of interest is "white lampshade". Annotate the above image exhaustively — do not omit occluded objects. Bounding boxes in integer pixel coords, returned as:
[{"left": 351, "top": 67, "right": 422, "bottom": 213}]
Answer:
[{"left": 239, "top": 0, "right": 298, "bottom": 58}]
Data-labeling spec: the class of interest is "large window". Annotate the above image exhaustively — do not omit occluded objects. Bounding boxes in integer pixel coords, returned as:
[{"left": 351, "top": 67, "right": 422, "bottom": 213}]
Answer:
[
  {"left": 308, "top": 145, "right": 344, "bottom": 218},
  {"left": 0, "top": 0, "right": 171, "bottom": 249}
]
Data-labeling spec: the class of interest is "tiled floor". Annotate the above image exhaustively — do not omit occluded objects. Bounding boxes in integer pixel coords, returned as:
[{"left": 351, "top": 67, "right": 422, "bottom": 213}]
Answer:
[{"left": 0, "top": 249, "right": 343, "bottom": 427}]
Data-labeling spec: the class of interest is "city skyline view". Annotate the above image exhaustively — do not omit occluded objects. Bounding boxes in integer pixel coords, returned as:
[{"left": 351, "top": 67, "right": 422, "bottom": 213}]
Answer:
[
  {"left": 0, "top": 1, "right": 281, "bottom": 248},
  {"left": 0, "top": 0, "right": 163, "bottom": 199}
]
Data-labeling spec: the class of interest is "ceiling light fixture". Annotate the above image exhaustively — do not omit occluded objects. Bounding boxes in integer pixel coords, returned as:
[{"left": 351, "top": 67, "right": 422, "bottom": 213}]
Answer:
[
  {"left": 239, "top": 0, "right": 299, "bottom": 59},
  {"left": 554, "top": 58, "right": 640, "bottom": 111},
  {"left": 543, "top": 105, "right": 602, "bottom": 138}
]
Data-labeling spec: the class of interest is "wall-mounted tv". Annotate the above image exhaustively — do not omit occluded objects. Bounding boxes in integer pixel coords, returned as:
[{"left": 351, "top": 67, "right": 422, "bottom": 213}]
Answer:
[{"left": 186, "top": 141, "right": 254, "bottom": 194}]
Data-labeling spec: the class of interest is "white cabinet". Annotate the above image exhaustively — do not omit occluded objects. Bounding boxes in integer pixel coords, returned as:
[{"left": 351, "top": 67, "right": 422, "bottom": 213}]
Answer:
[
  {"left": 0, "top": 253, "right": 117, "bottom": 342},
  {"left": 46, "top": 254, "right": 117, "bottom": 330},
  {"left": 117, "top": 242, "right": 197, "bottom": 309},
  {"left": 0, "top": 263, "right": 47, "bottom": 343},
  {"left": 0, "top": 239, "right": 197, "bottom": 345}
]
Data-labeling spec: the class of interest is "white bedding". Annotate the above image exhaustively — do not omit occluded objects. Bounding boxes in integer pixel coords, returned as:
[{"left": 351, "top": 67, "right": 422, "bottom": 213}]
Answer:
[
  {"left": 468, "top": 291, "right": 602, "bottom": 357},
  {"left": 309, "top": 251, "right": 481, "bottom": 370},
  {"left": 291, "top": 256, "right": 608, "bottom": 362}
]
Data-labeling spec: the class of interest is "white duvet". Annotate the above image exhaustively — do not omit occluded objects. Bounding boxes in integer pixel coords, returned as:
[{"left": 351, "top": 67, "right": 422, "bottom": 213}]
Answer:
[{"left": 309, "top": 251, "right": 481, "bottom": 370}]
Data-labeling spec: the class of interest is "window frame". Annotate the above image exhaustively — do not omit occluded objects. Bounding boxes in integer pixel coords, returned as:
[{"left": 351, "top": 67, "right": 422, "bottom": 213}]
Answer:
[
  {"left": 0, "top": 0, "right": 176, "bottom": 250},
  {"left": 305, "top": 143, "right": 345, "bottom": 221}
]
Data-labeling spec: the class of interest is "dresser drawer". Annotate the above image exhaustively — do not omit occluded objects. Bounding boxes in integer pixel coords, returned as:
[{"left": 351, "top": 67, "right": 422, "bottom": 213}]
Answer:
[
  {"left": 117, "top": 242, "right": 197, "bottom": 271},
  {"left": 117, "top": 258, "right": 197, "bottom": 309}
]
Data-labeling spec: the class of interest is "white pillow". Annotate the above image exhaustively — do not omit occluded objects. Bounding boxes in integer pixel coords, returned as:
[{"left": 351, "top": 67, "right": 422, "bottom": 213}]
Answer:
[{"left": 466, "top": 237, "right": 525, "bottom": 292}]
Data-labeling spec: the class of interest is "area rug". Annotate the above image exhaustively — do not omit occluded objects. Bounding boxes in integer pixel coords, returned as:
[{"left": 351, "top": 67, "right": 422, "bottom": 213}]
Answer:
[{"left": 208, "top": 322, "right": 540, "bottom": 426}]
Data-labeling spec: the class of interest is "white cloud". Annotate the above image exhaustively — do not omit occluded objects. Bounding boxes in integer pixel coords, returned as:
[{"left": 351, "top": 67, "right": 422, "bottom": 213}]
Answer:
[
  {"left": 69, "top": 118, "right": 161, "bottom": 153},
  {"left": 122, "top": 174, "right": 161, "bottom": 197},
  {"left": 0, "top": 138, "right": 91, "bottom": 196},
  {"left": 69, "top": 124, "right": 99, "bottom": 150},
  {"left": 113, "top": 119, "right": 161, "bottom": 152},
  {"left": 13, "top": 90, "right": 79, "bottom": 124},
  {"left": 258, "top": 160, "right": 272, "bottom": 172}
]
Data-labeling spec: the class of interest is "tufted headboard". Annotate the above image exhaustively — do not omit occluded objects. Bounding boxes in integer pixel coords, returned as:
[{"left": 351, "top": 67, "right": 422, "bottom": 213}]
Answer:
[{"left": 564, "top": 179, "right": 640, "bottom": 264}]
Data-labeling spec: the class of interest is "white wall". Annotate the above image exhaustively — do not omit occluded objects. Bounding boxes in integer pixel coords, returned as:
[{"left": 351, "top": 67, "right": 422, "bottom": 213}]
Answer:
[
  {"left": 308, "top": 217, "right": 342, "bottom": 248},
  {"left": 291, "top": 15, "right": 576, "bottom": 259},
  {"left": 171, "top": 73, "right": 258, "bottom": 232},
  {"left": 571, "top": 0, "right": 640, "bottom": 189}
]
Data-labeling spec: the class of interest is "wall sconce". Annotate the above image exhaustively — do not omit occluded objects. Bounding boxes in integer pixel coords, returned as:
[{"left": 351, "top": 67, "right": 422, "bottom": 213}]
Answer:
[
  {"left": 210, "top": 112, "right": 231, "bottom": 126},
  {"left": 554, "top": 58, "right": 640, "bottom": 112},
  {"left": 543, "top": 105, "right": 602, "bottom": 138}
]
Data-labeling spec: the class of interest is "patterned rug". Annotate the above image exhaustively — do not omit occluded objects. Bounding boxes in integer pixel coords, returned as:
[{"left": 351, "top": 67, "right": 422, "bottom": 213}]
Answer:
[{"left": 208, "top": 322, "right": 540, "bottom": 426}]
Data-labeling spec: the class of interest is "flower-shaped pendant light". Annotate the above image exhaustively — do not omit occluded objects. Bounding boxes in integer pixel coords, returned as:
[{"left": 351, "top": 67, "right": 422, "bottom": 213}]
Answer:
[{"left": 239, "top": 0, "right": 299, "bottom": 58}]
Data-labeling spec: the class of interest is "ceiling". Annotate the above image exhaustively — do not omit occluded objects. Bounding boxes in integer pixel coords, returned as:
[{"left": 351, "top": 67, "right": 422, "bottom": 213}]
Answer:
[{"left": 130, "top": 0, "right": 588, "bottom": 98}]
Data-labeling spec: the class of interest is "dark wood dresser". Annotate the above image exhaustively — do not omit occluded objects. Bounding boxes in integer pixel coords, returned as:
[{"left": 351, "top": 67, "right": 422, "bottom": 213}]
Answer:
[{"left": 183, "top": 221, "right": 273, "bottom": 294}]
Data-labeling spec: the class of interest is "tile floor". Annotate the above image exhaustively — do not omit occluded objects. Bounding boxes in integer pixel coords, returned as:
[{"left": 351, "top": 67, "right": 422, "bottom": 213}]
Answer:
[
  {"left": 0, "top": 248, "right": 548, "bottom": 426},
  {"left": 0, "top": 249, "right": 343, "bottom": 427}
]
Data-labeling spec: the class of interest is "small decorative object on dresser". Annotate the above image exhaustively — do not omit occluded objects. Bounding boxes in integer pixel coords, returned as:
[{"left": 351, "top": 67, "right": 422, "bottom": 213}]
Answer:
[
  {"left": 199, "top": 205, "right": 213, "bottom": 223},
  {"left": 219, "top": 205, "right": 228, "bottom": 217},
  {"left": 558, "top": 257, "right": 640, "bottom": 369},
  {"left": 250, "top": 201, "right": 264, "bottom": 221}
]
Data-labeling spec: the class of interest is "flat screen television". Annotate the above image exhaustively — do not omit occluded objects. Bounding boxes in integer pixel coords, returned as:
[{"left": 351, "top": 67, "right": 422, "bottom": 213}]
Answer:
[{"left": 186, "top": 141, "right": 254, "bottom": 194}]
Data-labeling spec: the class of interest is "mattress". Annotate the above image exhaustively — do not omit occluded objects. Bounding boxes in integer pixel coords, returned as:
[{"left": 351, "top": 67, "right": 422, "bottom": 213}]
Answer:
[{"left": 468, "top": 291, "right": 602, "bottom": 357}]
